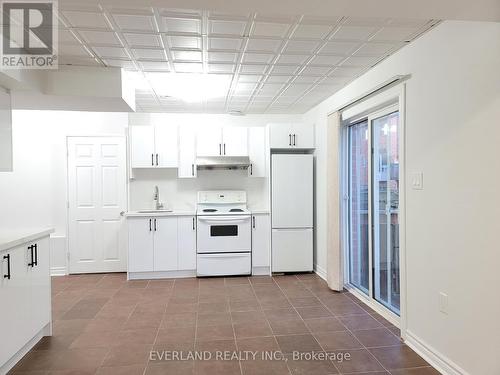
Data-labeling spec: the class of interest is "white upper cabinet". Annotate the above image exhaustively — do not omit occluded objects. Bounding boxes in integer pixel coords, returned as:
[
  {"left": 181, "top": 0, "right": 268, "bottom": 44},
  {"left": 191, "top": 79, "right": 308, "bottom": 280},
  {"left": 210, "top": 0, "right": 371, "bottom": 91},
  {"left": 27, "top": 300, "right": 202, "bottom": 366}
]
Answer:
[
  {"left": 196, "top": 127, "right": 248, "bottom": 156},
  {"left": 129, "top": 125, "right": 178, "bottom": 168},
  {"left": 269, "top": 123, "right": 315, "bottom": 149},
  {"left": 222, "top": 127, "right": 248, "bottom": 156},
  {"left": 248, "top": 127, "right": 267, "bottom": 178},
  {"left": 178, "top": 126, "right": 197, "bottom": 178}
]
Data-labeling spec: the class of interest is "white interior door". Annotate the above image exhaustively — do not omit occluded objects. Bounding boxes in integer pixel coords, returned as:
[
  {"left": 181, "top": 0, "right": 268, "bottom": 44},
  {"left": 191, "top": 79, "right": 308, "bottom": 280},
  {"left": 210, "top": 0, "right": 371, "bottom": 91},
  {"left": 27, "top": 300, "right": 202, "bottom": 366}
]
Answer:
[{"left": 67, "top": 137, "right": 127, "bottom": 274}]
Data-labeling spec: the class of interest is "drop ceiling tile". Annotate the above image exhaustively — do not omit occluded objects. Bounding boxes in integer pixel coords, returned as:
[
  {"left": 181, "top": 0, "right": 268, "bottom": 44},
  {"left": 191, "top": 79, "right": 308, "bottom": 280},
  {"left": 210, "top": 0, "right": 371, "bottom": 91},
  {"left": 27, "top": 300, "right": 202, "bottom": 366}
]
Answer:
[
  {"left": 332, "top": 26, "right": 379, "bottom": 41},
  {"left": 208, "top": 37, "right": 243, "bottom": 51},
  {"left": 59, "top": 56, "right": 99, "bottom": 66},
  {"left": 207, "top": 63, "right": 235, "bottom": 73},
  {"left": 140, "top": 61, "right": 170, "bottom": 71},
  {"left": 284, "top": 40, "right": 320, "bottom": 54},
  {"left": 266, "top": 75, "right": 292, "bottom": 83},
  {"left": 78, "top": 30, "right": 121, "bottom": 46},
  {"left": 208, "top": 52, "right": 238, "bottom": 63},
  {"left": 283, "top": 84, "right": 311, "bottom": 94},
  {"left": 343, "top": 17, "right": 389, "bottom": 27},
  {"left": 132, "top": 48, "right": 166, "bottom": 60},
  {"left": 252, "top": 22, "right": 290, "bottom": 38},
  {"left": 310, "top": 54, "right": 345, "bottom": 66},
  {"left": 330, "top": 65, "right": 366, "bottom": 77},
  {"left": 259, "top": 83, "right": 284, "bottom": 93},
  {"left": 209, "top": 19, "right": 247, "bottom": 36},
  {"left": 246, "top": 38, "right": 283, "bottom": 53},
  {"left": 104, "top": 58, "right": 136, "bottom": 69},
  {"left": 319, "top": 41, "right": 361, "bottom": 55},
  {"left": 113, "top": 14, "right": 156, "bottom": 31},
  {"left": 163, "top": 17, "right": 201, "bottom": 34},
  {"left": 301, "top": 65, "right": 331, "bottom": 76},
  {"left": 167, "top": 35, "right": 202, "bottom": 49},
  {"left": 387, "top": 18, "right": 430, "bottom": 27},
  {"left": 62, "top": 11, "right": 109, "bottom": 29},
  {"left": 292, "top": 76, "right": 320, "bottom": 83},
  {"left": 274, "top": 96, "right": 298, "bottom": 105},
  {"left": 174, "top": 62, "right": 203, "bottom": 72},
  {"left": 341, "top": 55, "right": 380, "bottom": 67},
  {"left": 277, "top": 54, "right": 309, "bottom": 64},
  {"left": 371, "top": 26, "right": 421, "bottom": 41},
  {"left": 59, "top": 44, "right": 91, "bottom": 57},
  {"left": 172, "top": 50, "right": 202, "bottom": 61},
  {"left": 292, "top": 24, "right": 332, "bottom": 39},
  {"left": 240, "top": 64, "right": 268, "bottom": 74},
  {"left": 93, "top": 46, "right": 129, "bottom": 59},
  {"left": 271, "top": 65, "right": 300, "bottom": 74},
  {"left": 243, "top": 53, "right": 275, "bottom": 64},
  {"left": 234, "top": 82, "right": 257, "bottom": 92},
  {"left": 238, "top": 75, "right": 262, "bottom": 83},
  {"left": 124, "top": 33, "right": 161, "bottom": 48},
  {"left": 356, "top": 42, "right": 398, "bottom": 54},
  {"left": 58, "top": 29, "right": 80, "bottom": 44}
]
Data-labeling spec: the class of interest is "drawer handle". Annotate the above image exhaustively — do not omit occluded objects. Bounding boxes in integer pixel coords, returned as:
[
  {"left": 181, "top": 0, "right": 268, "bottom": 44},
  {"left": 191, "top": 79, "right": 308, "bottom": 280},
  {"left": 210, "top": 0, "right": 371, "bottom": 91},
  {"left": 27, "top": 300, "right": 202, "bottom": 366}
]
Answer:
[{"left": 3, "top": 254, "right": 11, "bottom": 279}]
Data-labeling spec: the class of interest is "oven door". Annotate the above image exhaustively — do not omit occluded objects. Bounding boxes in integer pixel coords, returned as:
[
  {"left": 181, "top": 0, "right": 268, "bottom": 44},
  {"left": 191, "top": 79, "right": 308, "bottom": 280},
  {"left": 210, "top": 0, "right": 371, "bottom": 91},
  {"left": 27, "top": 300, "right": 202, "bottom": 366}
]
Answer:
[{"left": 197, "top": 215, "right": 251, "bottom": 253}]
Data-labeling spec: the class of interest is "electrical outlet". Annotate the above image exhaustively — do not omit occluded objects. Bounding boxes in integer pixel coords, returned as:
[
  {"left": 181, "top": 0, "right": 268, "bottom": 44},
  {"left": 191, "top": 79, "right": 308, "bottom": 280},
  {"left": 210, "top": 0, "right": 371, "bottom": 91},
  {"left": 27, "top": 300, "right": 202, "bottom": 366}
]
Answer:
[
  {"left": 439, "top": 292, "right": 448, "bottom": 314},
  {"left": 411, "top": 172, "right": 424, "bottom": 190}
]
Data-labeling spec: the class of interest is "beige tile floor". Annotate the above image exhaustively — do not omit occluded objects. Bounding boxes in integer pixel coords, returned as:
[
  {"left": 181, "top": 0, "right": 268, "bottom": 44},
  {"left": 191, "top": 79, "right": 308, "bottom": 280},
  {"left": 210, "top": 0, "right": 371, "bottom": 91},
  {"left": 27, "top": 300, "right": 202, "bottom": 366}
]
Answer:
[{"left": 9, "top": 273, "right": 440, "bottom": 375}]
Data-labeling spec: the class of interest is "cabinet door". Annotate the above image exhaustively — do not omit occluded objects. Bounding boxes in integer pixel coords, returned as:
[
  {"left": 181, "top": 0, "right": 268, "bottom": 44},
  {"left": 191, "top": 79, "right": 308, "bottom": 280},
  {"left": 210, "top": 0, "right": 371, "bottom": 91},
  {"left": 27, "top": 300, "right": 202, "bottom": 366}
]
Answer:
[
  {"left": 30, "top": 237, "right": 51, "bottom": 336},
  {"left": 0, "top": 246, "right": 31, "bottom": 365},
  {"left": 252, "top": 214, "right": 271, "bottom": 269},
  {"left": 222, "top": 127, "right": 248, "bottom": 156},
  {"left": 128, "top": 218, "right": 154, "bottom": 272},
  {"left": 197, "top": 127, "right": 222, "bottom": 156},
  {"left": 272, "top": 229, "right": 313, "bottom": 272},
  {"left": 248, "top": 127, "right": 266, "bottom": 177},
  {"left": 154, "top": 125, "right": 178, "bottom": 168},
  {"left": 291, "top": 123, "right": 315, "bottom": 149},
  {"left": 269, "top": 123, "right": 293, "bottom": 149},
  {"left": 177, "top": 216, "right": 196, "bottom": 271},
  {"left": 178, "top": 127, "right": 197, "bottom": 178},
  {"left": 153, "top": 217, "right": 178, "bottom": 271},
  {"left": 129, "top": 126, "right": 155, "bottom": 168}
]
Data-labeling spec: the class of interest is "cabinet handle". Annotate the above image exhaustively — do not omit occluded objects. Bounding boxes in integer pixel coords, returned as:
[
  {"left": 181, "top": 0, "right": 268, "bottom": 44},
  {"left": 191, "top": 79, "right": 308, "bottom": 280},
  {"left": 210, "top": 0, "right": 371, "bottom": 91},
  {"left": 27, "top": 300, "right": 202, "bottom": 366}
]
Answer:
[
  {"left": 219, "top": 143, "right": 222, "bottom": 155},
  {"left": 154, "top": 218, "right": 157, "bottom": 231},
  {"left": 192, "top": 217, "right": 195, "bottom": 230},
  {"left": 223, "top": 143, "right": 226, "bottom": 155},
  {"left": 149, "top": 219, "right": 152, "bottom": 231},
  {"left": 252, "top": 216, "right": 256, "bottom": 229},
  {"left": 289, "top": 134, "right": 292, "bottom": 146},
  {"left": 156, "top": 153, "right": 159, "bottom": 166},
  {"left": 293, "top": 134, "right": 296, "bottom": 146},
  {"left": 28, "top": 245, "right": 34, "bottom": 267},
  {"left": 3, "top": 254, "right": 10, "bottom": 279},
  {"left": 34, "top": 244, "right": 38, "bottom": 266},
  {"left": 250, "top": 163, "right": 253, "bottom": 175},
  {"left": 191, "top": 164, "right": 195, "bottom": 176},
  {"left": 151, "top": 154, "right": 154, "bottom": 166}
]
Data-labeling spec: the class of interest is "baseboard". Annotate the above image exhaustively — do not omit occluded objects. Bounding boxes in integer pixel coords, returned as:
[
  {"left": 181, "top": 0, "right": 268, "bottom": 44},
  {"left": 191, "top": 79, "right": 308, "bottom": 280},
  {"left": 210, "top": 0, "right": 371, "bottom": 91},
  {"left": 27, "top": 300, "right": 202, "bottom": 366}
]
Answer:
[
  {"left": 50, "top": 266, "right": 67, "bottom": 276},
  {"left": 405, "top": 330, "right": 469, "bottom": 375},
  {"left": 314, "top": 263, "right": 327, "bottom": 281},
  {"left": 128, "top": 270, "right": 197, "bottom": 280},
  {"left": 252, "top": 266, "right": 271, "bottom": 276}
]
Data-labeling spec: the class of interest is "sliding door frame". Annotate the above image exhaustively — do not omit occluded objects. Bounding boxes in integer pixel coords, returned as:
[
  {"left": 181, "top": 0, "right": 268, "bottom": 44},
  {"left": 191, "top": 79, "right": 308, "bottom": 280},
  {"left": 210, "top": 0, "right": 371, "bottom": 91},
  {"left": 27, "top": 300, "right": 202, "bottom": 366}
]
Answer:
[{"left": 340, "top": 85, "right": 407, "bottom": 336}]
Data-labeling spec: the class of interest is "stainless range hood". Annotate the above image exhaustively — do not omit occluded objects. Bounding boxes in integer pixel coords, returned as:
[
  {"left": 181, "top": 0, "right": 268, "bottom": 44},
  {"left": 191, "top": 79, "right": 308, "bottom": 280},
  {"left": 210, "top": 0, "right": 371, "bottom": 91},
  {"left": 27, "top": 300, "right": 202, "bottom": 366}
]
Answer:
[{"left": 196, "top": 156, "right": 251, "bottom": 170}]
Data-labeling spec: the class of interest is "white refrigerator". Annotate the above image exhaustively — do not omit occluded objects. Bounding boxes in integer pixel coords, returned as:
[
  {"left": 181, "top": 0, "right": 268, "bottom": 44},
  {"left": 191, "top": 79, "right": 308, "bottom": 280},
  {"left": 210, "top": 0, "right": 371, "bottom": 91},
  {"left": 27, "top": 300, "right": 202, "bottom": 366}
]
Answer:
[{"left": 271, "top": 154, "right": 313, "bottom": 272}]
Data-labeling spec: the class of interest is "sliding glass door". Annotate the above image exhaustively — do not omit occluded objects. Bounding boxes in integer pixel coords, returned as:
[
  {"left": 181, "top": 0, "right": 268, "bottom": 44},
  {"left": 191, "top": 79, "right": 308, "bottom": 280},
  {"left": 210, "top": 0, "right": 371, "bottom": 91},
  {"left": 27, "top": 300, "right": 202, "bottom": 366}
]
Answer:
[{"left": 346, "top": 107, "right": 400, "bottom": 316}]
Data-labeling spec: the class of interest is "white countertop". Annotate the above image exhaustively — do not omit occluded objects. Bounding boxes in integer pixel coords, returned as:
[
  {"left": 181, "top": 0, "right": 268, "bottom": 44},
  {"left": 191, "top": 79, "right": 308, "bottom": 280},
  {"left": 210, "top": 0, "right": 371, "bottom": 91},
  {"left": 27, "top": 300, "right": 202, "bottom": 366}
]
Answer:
[
  {"left": 0, "top": 228, "right": 55, "bottom": 252},
  {"left": 125, "top": 210, "right": 196, "bottom": 218}
]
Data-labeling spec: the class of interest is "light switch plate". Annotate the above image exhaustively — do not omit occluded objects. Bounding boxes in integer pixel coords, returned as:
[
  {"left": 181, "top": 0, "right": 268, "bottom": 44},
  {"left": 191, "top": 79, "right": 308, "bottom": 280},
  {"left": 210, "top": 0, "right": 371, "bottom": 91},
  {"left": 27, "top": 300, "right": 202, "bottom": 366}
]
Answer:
[{"left": 411, "top": 172, "right": 423, "bottom": 190}]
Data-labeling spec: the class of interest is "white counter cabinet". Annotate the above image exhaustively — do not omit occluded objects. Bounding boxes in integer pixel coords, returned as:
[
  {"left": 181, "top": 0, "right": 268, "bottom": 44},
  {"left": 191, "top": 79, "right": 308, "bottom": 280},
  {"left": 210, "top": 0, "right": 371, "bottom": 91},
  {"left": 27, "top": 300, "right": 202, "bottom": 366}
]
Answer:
[
  {"left": 0, "top": 231, "right": 52, "bottom": 374},
  {"left": 251, "top": 213, "right": 271, "bottom": 275}
]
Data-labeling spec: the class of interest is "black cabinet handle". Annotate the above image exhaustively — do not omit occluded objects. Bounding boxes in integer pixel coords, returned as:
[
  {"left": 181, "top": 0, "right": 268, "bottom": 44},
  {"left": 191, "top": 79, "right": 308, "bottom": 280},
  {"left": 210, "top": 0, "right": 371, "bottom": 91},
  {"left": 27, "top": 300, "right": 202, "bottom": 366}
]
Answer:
[
  {"left": 192, "top": 217, "right": 195, "bottom": 230},
  {"left": 149, "top": 219, "right": 152, "bottom": 231},
  {"left": 250, "top": 163, "right": 253, "bottom": 175},
  {"left": 223, "top": 143, "right": 226, "bottom": 155},
  {"left": 156, "top": 153, "right": 159, "bottom": 166},
  {"left": 154, "top": 218, "right": 157, "bottom": 231},
  {"left": 27, "top": 245, "right": 34, "bottom": 267},
  {"left": 34, "top": 244, "right": 38, "bottom": 266},
  {"left": 219, "top": 143, "right": 222, "bottom": 155},
  {"left": 3, "top": 254, "right": 10, "bottom": 279},
  {"left": 252, "top": 216, "right": 256, "bottom": 229},
  {"left": 289, "top": 134, "right": 292, "bottom": 146},
  {"left": 151, "top": 154, "right": 154, "bottom": 166},
  {"left": 191, "top": 164, "right": 195, "bottom": 176},
  {"left": 293, "top": 134, "right": 296, "bottom": 146}
]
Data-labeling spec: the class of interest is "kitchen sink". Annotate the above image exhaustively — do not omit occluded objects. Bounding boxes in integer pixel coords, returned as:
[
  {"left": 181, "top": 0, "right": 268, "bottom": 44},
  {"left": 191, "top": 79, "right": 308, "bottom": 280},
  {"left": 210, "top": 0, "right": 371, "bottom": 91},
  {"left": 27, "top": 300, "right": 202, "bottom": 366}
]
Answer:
[{"left": 137, "top": 209, "right": 173, "bottom": 213}]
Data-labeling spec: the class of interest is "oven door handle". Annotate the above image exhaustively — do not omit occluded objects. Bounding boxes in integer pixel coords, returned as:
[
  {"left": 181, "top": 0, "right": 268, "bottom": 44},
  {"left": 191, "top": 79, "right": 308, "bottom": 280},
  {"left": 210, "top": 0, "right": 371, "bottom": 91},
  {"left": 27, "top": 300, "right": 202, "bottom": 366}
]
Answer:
[{"left": 197, "top": 216, "right": 250, "bottom": 224}]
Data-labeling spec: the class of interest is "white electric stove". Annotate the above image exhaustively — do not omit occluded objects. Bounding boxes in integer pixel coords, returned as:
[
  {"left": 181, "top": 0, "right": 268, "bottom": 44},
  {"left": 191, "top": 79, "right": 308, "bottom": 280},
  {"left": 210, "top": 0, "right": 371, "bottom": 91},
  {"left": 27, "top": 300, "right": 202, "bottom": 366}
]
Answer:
[{"left": 196, "top": 191, "right": 252, "bottom": 277}]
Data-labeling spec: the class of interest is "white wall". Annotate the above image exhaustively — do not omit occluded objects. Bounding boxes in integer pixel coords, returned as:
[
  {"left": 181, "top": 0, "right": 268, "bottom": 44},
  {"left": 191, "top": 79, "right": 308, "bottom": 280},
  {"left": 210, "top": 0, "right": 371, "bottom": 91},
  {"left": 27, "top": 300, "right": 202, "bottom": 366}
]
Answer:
[
  {"left": 128, "top": 113, "right": 301, "bottom": 212},
  {"left": 305, "top": 21, "right": 500, "bottom": 375}
]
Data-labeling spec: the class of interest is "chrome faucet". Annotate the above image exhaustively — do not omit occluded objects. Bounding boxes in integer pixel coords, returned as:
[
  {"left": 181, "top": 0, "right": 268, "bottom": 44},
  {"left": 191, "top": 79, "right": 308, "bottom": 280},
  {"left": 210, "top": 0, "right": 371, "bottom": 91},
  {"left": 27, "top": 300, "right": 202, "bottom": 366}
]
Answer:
[{"left": 153, "top": 185, "right": 164, "bottom": 210}]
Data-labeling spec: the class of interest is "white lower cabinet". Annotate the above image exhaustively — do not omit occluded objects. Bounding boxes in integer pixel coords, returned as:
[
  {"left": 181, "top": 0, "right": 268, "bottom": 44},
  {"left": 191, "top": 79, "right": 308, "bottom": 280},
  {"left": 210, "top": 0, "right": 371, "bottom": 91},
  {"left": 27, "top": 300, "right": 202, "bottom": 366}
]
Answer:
[
  {"left": 0, "top": 236, "right": 51, "bottom": 373},
  {"left": 251, "top": 214, "right": 271, "bottom": 274},
  {"left": 128, "top": 215, "right": 196, "bottom": 277},
  {"left": 271, "top": 228, "right": 313, "bottom": 272}
]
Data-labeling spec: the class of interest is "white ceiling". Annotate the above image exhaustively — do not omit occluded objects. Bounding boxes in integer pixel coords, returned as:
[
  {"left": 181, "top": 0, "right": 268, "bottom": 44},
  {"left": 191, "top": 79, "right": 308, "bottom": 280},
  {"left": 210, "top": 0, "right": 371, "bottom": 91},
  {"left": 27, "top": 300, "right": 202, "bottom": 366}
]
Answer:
[{"left": 56, "top": 4, "right": 438, "bottom": 113}]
